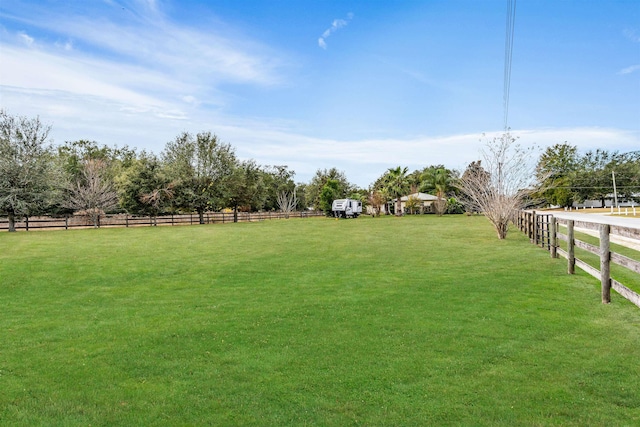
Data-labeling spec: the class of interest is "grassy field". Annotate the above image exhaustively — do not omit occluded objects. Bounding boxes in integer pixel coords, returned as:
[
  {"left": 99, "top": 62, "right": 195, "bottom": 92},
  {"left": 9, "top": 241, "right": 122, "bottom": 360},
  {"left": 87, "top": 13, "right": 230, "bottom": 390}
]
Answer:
[{"left": 1, "top": 215, "right": 639, "bottom": 426}]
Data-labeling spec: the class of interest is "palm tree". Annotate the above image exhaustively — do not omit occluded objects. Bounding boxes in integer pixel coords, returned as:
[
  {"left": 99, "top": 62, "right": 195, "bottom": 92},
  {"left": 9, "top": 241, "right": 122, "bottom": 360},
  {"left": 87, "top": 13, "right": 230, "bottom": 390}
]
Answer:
[
  {"left": 421, "top": 167, "right": 451, "bottom": 216},
  {"left": 384, "top": 166, "right": 410, "bottom": 216}
]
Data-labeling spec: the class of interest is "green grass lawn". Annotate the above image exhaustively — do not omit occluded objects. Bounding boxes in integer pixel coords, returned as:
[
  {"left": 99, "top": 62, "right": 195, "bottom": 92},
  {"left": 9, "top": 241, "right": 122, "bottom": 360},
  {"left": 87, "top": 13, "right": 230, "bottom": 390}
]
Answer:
[{"left": 1, "top": 215, "right": 639, "bottom": 426}]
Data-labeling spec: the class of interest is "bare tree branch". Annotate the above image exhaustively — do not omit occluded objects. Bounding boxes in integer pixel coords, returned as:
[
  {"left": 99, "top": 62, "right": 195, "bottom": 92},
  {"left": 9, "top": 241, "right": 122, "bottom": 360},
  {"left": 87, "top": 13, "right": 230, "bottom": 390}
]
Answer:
[
  {"left": 457, "top": 132, "right": 538, "bottom": 239},
  {"left": 64, "top": 159, "right": 119, "bottom": 228},
  {"left": 277, "top": 189, "right": 297, "bottom": 219}
]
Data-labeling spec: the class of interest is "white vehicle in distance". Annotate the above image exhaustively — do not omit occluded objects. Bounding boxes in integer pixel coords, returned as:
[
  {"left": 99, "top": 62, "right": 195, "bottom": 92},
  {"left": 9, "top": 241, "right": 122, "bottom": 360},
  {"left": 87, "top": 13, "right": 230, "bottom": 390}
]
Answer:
[{"left": 331, "top": 198, "right": 362, "bottom": 218}]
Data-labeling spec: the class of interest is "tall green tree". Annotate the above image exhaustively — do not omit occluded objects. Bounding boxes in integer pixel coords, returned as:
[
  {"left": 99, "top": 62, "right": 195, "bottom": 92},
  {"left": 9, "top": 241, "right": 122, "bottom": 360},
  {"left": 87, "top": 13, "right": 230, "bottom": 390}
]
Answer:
[
  {"left": 319, "top": 179, "right": 342, "bottom": 216},
  {"left": 384, "top": 166, "right": 410, "bottom": 216},
  {"left": 57, "top": 140, "right": 137, "bottom": 182},
  {"left": 294, "top": 182, "right": 310, "bottom": 211},
  {"left": 572, "top": 149, "right": 616, "bottom": 206},
  {"left": 535, "top": 143, "right": 579, "bottom": 207},
  {"left": 261, "top": 165, "right": 296, "bottom": 211},
  {"left": 613, "top": 151, "right": 640, "bottom": 203},
  {"left": 420, "top": 167, "right": 453, "bottom": 216},
  {"left": 163, "top": 131, "right": 236, "bottom": 224},
  {"left": 117, "top": 152, "right": 173, "bottom": 218},
  {"left": 306, "top": 168, "right": 353, "bottom": 211},
  {"left": 0, "top": 111, "right": 60, "bottom": 232},
  {"left": 227, "top": 159, "right": 265, "bottom": 222}
]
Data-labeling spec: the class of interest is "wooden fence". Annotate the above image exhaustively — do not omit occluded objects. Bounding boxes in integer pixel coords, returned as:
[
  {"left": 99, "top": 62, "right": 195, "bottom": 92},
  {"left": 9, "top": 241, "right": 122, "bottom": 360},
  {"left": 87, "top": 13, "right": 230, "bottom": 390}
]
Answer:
[
  {"left": 0, "top": 211, "right": 324, "bottom": 232},
  {"left": 518, "top": 211, "right": 640, "bottom": 308}
]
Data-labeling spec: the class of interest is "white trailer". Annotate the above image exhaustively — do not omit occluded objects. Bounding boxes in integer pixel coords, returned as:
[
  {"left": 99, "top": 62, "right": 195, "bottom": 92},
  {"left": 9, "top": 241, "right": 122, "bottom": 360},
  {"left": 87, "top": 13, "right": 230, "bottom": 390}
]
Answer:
[{"left": 331, "top": 198, "right": 362, "bottom": 218}]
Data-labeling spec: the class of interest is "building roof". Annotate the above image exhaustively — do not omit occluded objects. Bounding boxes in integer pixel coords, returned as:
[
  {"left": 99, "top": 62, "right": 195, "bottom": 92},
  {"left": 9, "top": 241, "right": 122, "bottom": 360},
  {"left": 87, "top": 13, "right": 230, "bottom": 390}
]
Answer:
[{"left": 398, "top": 192, "right": 439, "bottom": 202}]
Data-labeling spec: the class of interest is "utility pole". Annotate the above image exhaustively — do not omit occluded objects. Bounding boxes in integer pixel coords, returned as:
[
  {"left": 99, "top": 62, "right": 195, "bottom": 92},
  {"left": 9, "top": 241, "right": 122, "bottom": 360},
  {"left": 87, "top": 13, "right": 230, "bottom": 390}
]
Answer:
[{"left": 612, "top": 170, "right": 619, "bottom": 209}]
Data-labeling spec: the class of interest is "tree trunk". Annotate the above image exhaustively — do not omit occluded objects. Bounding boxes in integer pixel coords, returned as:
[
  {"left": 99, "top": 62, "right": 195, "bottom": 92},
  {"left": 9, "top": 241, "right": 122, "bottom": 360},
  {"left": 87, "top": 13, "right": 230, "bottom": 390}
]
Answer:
[
  {"left": 198, "top": 209, "right": 205, "bottom": 225},
  {"left": 434, "top": 197, "right": 446, "bottom": 216},
  {"left": 233, "top": 205, "right": 238, "bottom": 223},
  {"left": 396, "top": 198, "right": 402, "bottom": 216},
  {"left": 7, "top": 210, "right": 16, "bottom": 232},
  {"left": 496, "top": 221, "right": 508, "bottom": 239}
]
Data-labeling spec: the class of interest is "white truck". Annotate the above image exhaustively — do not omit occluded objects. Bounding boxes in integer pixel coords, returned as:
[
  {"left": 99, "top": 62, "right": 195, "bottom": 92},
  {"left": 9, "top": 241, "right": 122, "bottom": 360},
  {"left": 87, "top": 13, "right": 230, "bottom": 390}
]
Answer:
[{"left": 331, "top": 198, "right": 362, "bottom": 218}]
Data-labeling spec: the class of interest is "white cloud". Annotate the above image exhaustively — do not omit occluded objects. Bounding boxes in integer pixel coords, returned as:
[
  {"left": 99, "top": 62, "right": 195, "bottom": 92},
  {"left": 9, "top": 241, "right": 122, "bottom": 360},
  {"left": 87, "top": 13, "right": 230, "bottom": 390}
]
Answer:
[
  {"left": 182, "top": 95, "right": 199, "bottom": 105},
  {"left": 18, "top": 31, "right": 34, "bottom": 46},
  {"left": 3, "top": 79, "right": 638, "bottom": 187},
  {"left": 0, "top": 0, "right": 290, "bottom": 135},
  {"left": 225, "top": 126, "right": 640, "bottom": 186},
  {"left": 618, "top": 64, "right": 640, "bottom": 75},
  {"left": 4, "top": 2, "right": 286, "bottom": 86},
  {"left": 55, "top": 39, "right": 74, "bottom": 51},
  {"left": 624, "top": 28, "right": 640, "bottom": 43},
  {"left": 318, "top": 14, "right": 353, "bottom": 50},
  {"left": 1, "top": 45, "right": 180, "bottom": 111}
]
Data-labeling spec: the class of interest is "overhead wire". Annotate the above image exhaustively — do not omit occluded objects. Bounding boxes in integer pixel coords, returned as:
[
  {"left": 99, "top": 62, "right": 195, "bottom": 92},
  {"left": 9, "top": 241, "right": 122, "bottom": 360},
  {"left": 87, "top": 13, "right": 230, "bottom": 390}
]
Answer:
[{"left": 503, "top": 0, "right": 517, "bottom": 131}]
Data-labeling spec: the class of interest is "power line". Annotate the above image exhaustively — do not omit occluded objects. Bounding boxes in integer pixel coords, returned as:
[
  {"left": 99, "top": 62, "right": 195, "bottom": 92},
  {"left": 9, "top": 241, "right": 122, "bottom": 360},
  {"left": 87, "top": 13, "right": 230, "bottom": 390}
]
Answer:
[
  {"left": 503, "top": 0, "right": 517, "bottom": 131},
  {"left": 546, "top": 186, "right": 640, "bottom": 190}
]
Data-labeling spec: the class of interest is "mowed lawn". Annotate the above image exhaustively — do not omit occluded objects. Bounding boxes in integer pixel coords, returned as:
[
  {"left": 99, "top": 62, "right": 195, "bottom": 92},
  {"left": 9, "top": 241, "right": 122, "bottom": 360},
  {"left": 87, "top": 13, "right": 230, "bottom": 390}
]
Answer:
[{"left": 1, "top": 215, "right": 639, "bottom": 426}]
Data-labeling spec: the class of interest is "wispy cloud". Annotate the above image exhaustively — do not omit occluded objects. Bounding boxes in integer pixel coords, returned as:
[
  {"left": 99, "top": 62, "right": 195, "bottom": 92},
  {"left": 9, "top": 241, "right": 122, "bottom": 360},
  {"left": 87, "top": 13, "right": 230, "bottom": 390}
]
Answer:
[
  {"left": 18, "top": 31, "right": 34, "bottom": 46},
  {"left": 0, "top": 1, "right": 290, "bottom": 125},
  {"left": 234, "top": 126, "right": 640, "bottom": 186},
  {"left": 8, "top": 4, "right": 284, "bottom": 86},
  {"left": 618, "top": 64, "right": 640, "bottom": 75},
  {"left": 318, "top": 13, "right": 353, "bottom": 50},
  {"left": 623, "top": 28, "right": 640, "bottom": 43}
]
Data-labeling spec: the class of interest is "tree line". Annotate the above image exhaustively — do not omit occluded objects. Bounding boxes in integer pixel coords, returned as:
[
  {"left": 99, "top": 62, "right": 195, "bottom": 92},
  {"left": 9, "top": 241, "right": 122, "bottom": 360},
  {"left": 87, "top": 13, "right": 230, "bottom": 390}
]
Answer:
[
  {"left": 535, "top": 143, "right": 640, "bottom": 208},
  {"left": 2, "top": 111, "right": 638, "bottom": 237},
  {"left": 1, "top": 111, "right": 314, "bottom": 231},
  {"left": 0, "top": 111, "right": 469, "bottom": 232}
]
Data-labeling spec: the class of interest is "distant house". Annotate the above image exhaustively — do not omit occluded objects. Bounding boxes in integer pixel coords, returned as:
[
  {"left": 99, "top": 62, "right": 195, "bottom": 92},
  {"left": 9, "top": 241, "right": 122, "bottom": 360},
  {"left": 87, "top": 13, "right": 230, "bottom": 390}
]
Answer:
[
  {"left": 368, "top": 192, "right": 439, "bottom": 215},
  {"left": 398, "top": 192, "right": 439, "bottom": 214},
  {"left": 572, "top": 193, "right": 639, "bottom": 209}
]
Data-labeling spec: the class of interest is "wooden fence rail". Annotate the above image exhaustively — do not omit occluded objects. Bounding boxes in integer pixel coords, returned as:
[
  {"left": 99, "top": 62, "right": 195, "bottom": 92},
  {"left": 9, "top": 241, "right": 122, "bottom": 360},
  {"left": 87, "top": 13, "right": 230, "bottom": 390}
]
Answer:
[
  {"left": 0, "top": 211, "right": 325, "bottom": 232},
  {"left": 518, "top": 210, "right": 640, "bottom": 308}
]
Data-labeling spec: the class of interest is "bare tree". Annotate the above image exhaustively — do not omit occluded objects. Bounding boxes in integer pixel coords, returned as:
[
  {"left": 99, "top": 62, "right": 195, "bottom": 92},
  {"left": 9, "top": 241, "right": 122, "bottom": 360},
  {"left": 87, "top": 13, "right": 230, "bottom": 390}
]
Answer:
[
  {"left": 277, "top": 189, "right": 297, "bottom": 219},
  {"left": 367, "top": 190, "right": 387, "bottom": 217},
  {"left": 457, "top": 132, "right": 538, "bottom": 239},
  {"left": 65, "top": 159, "right": 119, "bottom": 228},
  {"left": 140, "top": 185, "right": 174, "bottom": 226}
]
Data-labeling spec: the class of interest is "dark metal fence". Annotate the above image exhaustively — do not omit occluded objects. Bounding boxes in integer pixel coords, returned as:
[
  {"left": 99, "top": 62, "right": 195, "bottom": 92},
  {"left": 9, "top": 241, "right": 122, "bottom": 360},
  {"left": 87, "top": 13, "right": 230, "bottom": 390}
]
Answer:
[{"left": 0, "top": 211, "right": 324, "bottom": 232}]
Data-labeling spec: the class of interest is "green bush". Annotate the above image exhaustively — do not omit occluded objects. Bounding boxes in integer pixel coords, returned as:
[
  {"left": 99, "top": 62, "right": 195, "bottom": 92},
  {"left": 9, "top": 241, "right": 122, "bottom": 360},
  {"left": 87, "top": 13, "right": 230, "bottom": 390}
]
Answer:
[{"left": 445, "top": 197, "right": 465, "bottom": 214}]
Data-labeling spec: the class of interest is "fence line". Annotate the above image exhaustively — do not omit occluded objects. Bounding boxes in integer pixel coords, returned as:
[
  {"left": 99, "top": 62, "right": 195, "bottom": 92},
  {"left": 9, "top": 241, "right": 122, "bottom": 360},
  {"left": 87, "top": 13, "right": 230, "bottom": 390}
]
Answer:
[
  {"left": 518, "top": 210, "right": 640, "bottom": 308},
  {"left": 0, "top": 211, "right": 324, "bottom": 232}
]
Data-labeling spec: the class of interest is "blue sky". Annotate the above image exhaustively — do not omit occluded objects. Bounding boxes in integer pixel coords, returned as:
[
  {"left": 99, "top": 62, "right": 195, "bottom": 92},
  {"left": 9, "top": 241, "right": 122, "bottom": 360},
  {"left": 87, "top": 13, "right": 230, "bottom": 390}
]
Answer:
[{"left": 1, "top": 0, "right": 639, "bottom": 187}]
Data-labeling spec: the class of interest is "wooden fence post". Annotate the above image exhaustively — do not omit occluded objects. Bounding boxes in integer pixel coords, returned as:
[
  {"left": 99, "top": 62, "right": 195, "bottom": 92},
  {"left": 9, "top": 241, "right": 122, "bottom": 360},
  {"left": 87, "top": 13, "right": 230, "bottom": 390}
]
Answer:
[
  {"left": 519, "top": 211, "right": 524, "bottom": 231},
  {"left": 532, "top": 211, "right": 537, "bottom": 244},
  {"left": 600, "top": 224, "right": 611, "bottom": 304},
  {"left": 567, "top": 220, "right": 575, "bottom": 274},
  {"left": 529, "top": 212, "right": 534, "bottom": 241},
  {"left": 550, "top": 216, "right": 557, "bottom": 258},
  {"left": 65, "top": 216, "right": 69, "bottom": 230}
]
